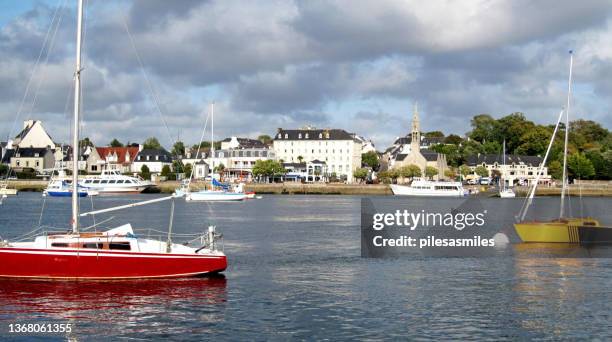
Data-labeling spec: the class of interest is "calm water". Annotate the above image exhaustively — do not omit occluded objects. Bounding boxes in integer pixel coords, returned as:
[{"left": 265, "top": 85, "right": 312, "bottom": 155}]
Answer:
[{"left": 0, "top": 193, "right": 611, "bottom": 340}]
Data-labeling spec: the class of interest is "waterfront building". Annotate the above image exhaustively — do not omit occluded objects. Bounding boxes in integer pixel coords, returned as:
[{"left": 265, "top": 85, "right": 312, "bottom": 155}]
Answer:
[
  {"left": 87, "top": 146, "right": 139, "bottom": 174},
  {"left": 193, "top": 160, "right": 210, "bottom": 179},
  {"left": 132, "top": 148, "right": 174, "bottom": 174},
  {"left": 466, "top": 154, "right": 551, "bottom": 186},
  {"left": 390, "top": 105, "right": 448, "bottom": 179},
  {"left": 12, "top": 120, "right": 56, "bottom": 150},
  {"left": 273, "top": 127, "right": 362, "bottom": 183},
  {"left": 4, "top": 147, "right": 55, "bottom": 173}
]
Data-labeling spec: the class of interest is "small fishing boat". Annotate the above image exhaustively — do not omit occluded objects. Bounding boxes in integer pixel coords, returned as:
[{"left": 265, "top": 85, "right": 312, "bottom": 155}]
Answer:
[{"left": 44, "top": 179, "right": 89, "bottom": 197}]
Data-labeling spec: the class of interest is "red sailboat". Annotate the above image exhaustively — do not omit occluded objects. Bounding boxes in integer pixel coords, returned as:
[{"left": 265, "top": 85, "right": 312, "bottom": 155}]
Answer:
[{"left": 0, "top": 0, "right": 226, "bottom": 280}]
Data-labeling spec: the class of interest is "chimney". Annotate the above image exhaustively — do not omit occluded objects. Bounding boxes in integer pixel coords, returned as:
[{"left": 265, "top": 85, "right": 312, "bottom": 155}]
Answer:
[{"left": 23, "top": 120, "right": 35, "bottom": 129}]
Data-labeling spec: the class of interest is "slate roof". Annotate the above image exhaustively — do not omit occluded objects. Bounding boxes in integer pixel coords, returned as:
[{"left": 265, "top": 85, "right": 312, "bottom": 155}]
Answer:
[
  {"left": 394, "top": 150, "right": 440, "bottom": 162},
  {"left": 274, "top": 128, "right": 357, "bottom": 141},
  {"left": 466, "top": 154, "right": 543, "bottom": 167},
  {"left": 221, "top": 137, "right": 267, "bottom": 149},
  {"left": 135, "top": 148, "right": 173, "bottom": 162}
]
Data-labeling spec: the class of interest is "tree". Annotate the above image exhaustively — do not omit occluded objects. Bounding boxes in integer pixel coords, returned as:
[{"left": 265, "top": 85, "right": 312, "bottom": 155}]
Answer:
[
  {"left": 475, "top": 165, "right": 489, "bottom": 178},
  {"left": 252, "top": 160, "right": 286, "bottom": 182},
  {"left": 567, "top": 153, "right": 595, "bottom": 180},
  {"left": 444, "top": 134, "right": 463, "bottom": 145},
  {"left": 425, "top": 166, "right": 438, "bottom": 180},
  {"left": 444, "top": 169, "right": 457, "bottom": 180},
  {"left": 424, "top": 131, "right": 444, "bottom": 138},
  {"left": 459, "top": 165, "right": 471, "bottom": 179},
  {"left": 80, "top": 137, "right": 94, "bottom": 147},
  {"left": 171, "top": 141, "right": 185, "bottom": 156},
  {"left": 297, "top": 155, "right": 304, "bottom": 163},
  {"left": 140, "top": 164, "right": 151, "bottom": 180},
  {"left": 548, "top": 160, "right": 563, "bottom": 180},
  {"left": 361, "top": 151, "right": 380, "bottom": 170},
  {"left": 468, "top": 114, "right": 498, "bottom": 143},
  {"left": 109, "top": 138, "right": 123, "bottom": 147},
  {"left": 143, "top": 137, "right": 162, "bottom": 150},
  {"left": 214, "top": 163, "right": 225, "bottom": 174},
  {"left": 183, "top": 163, "right": 193, "bottom": 179},
  {"left": 516, "top": 126, "right": 552, "bottom": 156},
  {"left": 258, "top": 135, "right": 272, "bottom": 145},
  {"left": 398, "top": 164, "right": 421, "bottom": 180},
  {"left": 353, "top": 168, "right": 369, "bottom": 183},
  {"left": 161, "top": 165, "right": 172, "bottom": 178},
  {"left": 585, "top": 150, "right": 611, "bottom": 180}
]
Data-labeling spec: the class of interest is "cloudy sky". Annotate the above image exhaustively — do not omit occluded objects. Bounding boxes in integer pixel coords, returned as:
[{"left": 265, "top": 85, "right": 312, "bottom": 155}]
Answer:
[{"left": 1, "top": 0, "right": 611, "bottom": 149}]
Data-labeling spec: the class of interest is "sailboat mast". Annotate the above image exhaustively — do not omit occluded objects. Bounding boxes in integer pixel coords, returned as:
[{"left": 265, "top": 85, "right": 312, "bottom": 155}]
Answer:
[
  {"left": 71, "top": 0, "right": 84, "bottom": 233},
  {"left": 211, "top": 102, "right": 215, "bottom": 183},
  {"left": 502, "top": 140, "right": 506, "bottom": 191},
  {"left": 560, "top": 51, "right": 573, "bottom": 218}
]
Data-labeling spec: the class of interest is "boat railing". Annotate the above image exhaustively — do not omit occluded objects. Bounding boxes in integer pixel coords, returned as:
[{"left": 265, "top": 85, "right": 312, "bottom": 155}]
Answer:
[{"left": 133, "top": 228, "right": 224, "bottom": 251}]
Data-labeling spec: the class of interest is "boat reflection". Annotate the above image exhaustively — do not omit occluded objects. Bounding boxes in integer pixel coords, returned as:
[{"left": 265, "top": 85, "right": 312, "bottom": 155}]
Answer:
[
  {"left": 0, "top": 275, "right": 227, "bottom": 320},
  {"left": 512, "top": 242, "right": 612, "bottom": 258}
]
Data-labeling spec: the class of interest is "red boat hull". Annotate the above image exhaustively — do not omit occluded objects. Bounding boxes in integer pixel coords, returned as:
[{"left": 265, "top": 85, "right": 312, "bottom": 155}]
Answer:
[{"left": 0, "top": 248, "right": 227, "bottom": 280}]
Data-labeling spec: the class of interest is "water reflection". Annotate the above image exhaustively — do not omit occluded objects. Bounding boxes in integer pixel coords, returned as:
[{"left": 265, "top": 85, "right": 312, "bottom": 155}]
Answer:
[{"left": 0, "top": 275, "right": 227, "bottom": 321}]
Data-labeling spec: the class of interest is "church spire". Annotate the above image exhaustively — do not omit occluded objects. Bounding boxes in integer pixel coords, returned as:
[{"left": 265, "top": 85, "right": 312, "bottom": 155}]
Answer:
[{"left": 411, "top": 102, "right": 420, "bottom": 150}]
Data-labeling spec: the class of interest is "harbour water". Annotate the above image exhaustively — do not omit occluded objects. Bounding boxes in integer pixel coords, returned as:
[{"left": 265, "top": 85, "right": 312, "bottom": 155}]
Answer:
[{"left": 0, "top": 193, "right": 611, "bottom": 340}]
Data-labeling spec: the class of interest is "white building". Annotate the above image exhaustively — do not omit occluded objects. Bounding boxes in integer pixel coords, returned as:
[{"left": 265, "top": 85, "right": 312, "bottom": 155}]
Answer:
[
  {"left": 466, "top": 154, "right": 551, "bottom": 186},
  {"left": 12, "top": 120, "right": 56, "bottom": 149},
  {"left": 273, "top": 127, "right": 363, "bottom": 183},
  {"left": 132, "top": 149, "right": 174, "bottom": 174}
]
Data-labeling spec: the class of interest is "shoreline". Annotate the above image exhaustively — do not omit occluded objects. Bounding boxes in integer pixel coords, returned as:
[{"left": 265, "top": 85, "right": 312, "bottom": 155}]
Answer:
[{"left": 6, "top": 180, "right": 612, "bottom": 197}]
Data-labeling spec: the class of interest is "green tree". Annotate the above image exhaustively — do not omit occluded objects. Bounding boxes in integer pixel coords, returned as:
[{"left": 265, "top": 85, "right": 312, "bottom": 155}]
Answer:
[
  {"left": 459, "top": 165, "right": 471, "bottom": 179},
  {"left": 161, "top": 165, "right": 172, "bottom": 178},
  {"left": 143, "top": 137, "right": 162, "bottom": 150},
  {"left": 214, "top": 163, "right": 226, "bottom": 174},
  {"left": 297, "top": 155, "right": 304, "bottom": 163},
  {"left": 444, "top": 168, "right": 457, "bottom": 180},
  {"left": 425, "top": 166, "right": 438, "bottom": 180},
  {"left": 547, "top": 160, "right": 563, "bottom": 180},
  {"left": 183, "top": 163, "right": 193, "bottom": 179},
  {"left": 567, "top": 153, "right": 595, "bottom": 180},
  {"left": 468, "top": 114, "right": 498, "bottom": 143},
  {"left": 80, "top": 137, "right": 94, "bottom": 147},
  {"left": 171, "top": 141, "right": 185, "bottom": 156},
  {"left": 252, "top": 160, "right": 287, "bottom": 182},
  {"left": 258, "top": 135, "right": 272, "bottom": 145},
  {"left": 516, "top": 126, "right": 552, "bottom": 156},
  {"left": 444, "top": 134, "right": 463, "bottom": 145},
  {"left": 353, "top": 168, "right": 369, "bottom": 183},
  {"left": 140, "top": 164, "right": 151, "bottom": 180},
  {"left": 109, "top": 138, "right": 123, "bottom": 147},
  {"left": 399, "top": 164, "right": 421, "bottom": 180},
  {"left": 424, "top": 131, "right": 444, "bottom": 138},
  {"left": 475, "top": 165, "right": 489, "bottom": 178},
  {"left": 361, "top": 151, "right": 380, "bottom": 170}
]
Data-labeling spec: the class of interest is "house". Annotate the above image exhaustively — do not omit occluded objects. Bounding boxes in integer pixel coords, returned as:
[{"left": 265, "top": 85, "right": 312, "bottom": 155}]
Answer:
[
  {"left": 5, "top": 147, "right": 55, "bottom": 173},
  {"left": 273, "top": 126, "right": 363, "bottom": 183},
  {"left": 390, "top": 104, "right": 448, "bottom": 179},
  {"left": 53, "top": 145, "right": 89, "bottom": 172},
  {"left": 193, "top": 160, "right": 210, "bottom": 179},
  {"left": 132, "top": 148, "right": 174, "bottom": 174},
  {"left": 207, "top": 147, "right": 276, "bottom": 181},
  {"left": 466, "top": 154, "right": 550, "bottom": 186},
  {"left": 88, "top": 146, "right": 139, "bottom": 174},
  {"left": 12, "top": 120, "right": 56, "bottom": 149}
]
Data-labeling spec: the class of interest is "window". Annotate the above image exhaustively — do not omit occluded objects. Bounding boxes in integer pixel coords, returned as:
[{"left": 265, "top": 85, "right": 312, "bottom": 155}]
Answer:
[
  {"left": 92, "top": 165, "right": 97, "bottom": 171},
  {"left": 16, "top": 161, "right": 20, "bottom": 166},
  {"left": 82, "top": 243, "right": 103, "bottom": 249},
  {"left": 285, "top": 134, "right": 288, "bottom": 139},
  {"left": 101, "top": 180, "right": 108, "bottom": 184},
  {"left": 156, "top": 156, "right": 159, "bottom": 161},
  {"left": 93, "top": 180, "right": 100, "bottom": 184},
  {"left": 51, "top": 243, "right": 68, "bottom": 248},
  {"left": 26, "top": 161, "right": 30, "bottom": 167},
  {"left": 278, "top": 133, "right": 282, "bottom": 139},
  {"left": 109, "top": 242, "right": 131, "bottom": 250},
  {"left": 305, "top": 133, "right": 309, "bottom": 138},
  {"left": 298, "top": 133, "right": 302, "bottom": 139},
  {"left": 147, "top": 156, "right": 150, "bottom": 161},
  {"left": 319, "top": 133, "right": 322, "bottom": 138},
  {"left": 36, "top": 161, "right": 40, "bottom": 167}
]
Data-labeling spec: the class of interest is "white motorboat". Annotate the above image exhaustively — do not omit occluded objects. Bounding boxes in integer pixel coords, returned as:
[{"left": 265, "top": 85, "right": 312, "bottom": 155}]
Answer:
[
  {"left": 390, "top": 178, "right": 467, "bottom": 197},
  {"left": 498, "top": 140, "right": 516, "bottom": 198},
  {"left": 79, "top": 170, "right": 154, "bottom": 194},
  {"left": 186, "top": 190, "right": 247, "bottom": 202}
]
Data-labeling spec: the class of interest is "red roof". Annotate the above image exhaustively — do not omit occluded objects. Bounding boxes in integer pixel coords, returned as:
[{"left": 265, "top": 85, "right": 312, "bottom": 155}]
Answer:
[{"left": 96, "top": 146, "right": 139, "bottom": 165}]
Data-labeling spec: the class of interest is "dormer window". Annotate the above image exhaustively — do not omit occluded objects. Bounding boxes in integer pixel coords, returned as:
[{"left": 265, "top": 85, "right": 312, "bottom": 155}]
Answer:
[
  {"left": 34, "top": 153, "right": 39, "bottom": 157},
  {"left": 285, "top": 134, "right": 288, "bottom": 139},
  {"left": 298, "top": 133, "right": 302, "bottom": 139},
  {"left": 156, "top": 156, "right": 159, "bottom": 161},
  {"left": 147, "top": 156, "right": 150, "bottom": 161},
  {"left": 319, "top": 133, "right": 322, "bottom": 138},
  {"left": 278, "top": 133, "right": 282, "bottom": 139},
  {"left": 305, "top": 133, "right": 309, "bottom": 138}
]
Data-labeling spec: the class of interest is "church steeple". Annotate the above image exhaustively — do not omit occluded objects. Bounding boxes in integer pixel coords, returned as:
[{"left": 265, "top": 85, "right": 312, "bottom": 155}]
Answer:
[{"left": 411, "top": 102, "right": 420, "bottom": 151}]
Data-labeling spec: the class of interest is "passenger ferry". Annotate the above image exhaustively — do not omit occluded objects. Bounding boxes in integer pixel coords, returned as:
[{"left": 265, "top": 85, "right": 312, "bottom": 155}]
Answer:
[
  {"left": 390, "top": 178, "right": 467, "bottom": 197},
  {"left": 79, "top": 170, "right": 154, "bottom": 194}
]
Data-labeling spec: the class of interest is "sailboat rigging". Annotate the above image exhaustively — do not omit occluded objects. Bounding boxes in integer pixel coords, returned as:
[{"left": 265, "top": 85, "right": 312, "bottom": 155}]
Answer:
[{"left": 513, "top": 51, "right": 601, "bottom": 243}]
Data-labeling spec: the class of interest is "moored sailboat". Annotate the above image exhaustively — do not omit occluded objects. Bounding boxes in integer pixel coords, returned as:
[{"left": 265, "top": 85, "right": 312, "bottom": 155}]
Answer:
[
  {"left": 0, "top": 0, "right": 226, "bottom": 279},
  {"left": 514, "top": 51, "right": 600, "bottom": 243}
]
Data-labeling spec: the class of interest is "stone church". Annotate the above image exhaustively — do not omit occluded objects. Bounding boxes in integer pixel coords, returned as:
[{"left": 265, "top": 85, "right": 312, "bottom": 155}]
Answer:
[{"left": 392, "top": 105, "right": 448, "bottom": 179}]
